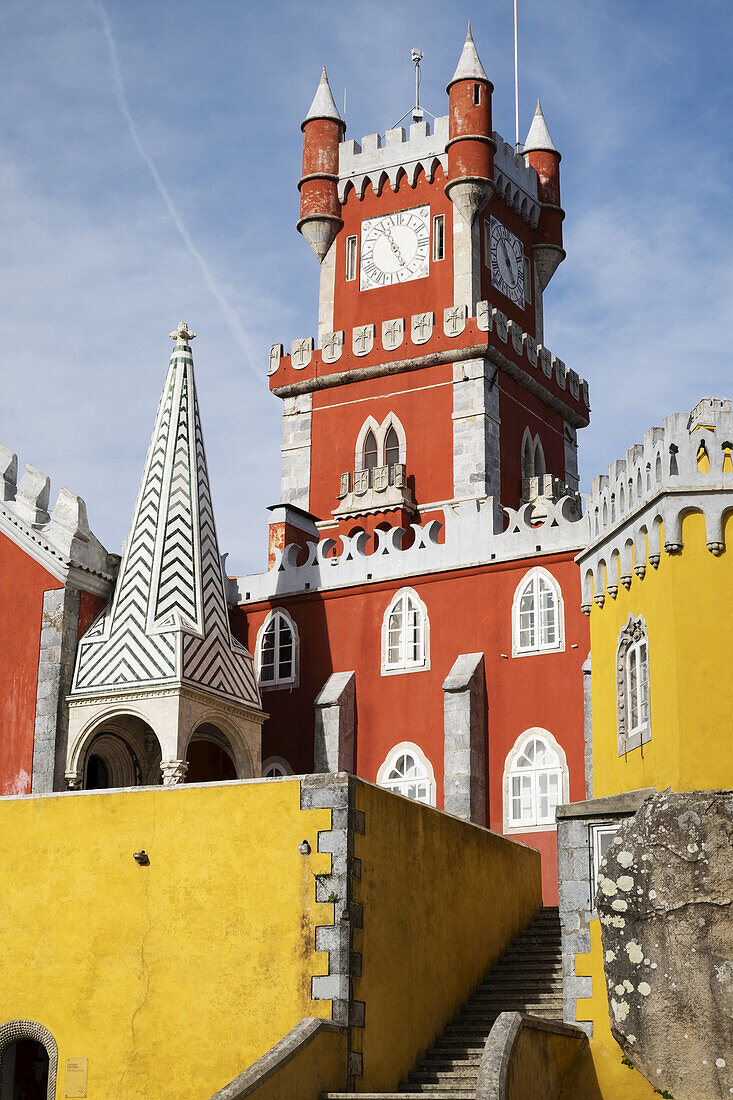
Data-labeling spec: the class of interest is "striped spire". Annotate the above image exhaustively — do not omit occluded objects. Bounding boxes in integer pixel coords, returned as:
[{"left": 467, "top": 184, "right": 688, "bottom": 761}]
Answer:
[{"left": 70, "top": 327, "right": 260, "bottom": 708}]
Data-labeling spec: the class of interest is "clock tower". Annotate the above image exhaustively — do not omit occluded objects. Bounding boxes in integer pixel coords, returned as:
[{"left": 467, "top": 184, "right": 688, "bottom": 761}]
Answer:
[{"left": 268, "top": 25, "right": 588, "bottom": 551}]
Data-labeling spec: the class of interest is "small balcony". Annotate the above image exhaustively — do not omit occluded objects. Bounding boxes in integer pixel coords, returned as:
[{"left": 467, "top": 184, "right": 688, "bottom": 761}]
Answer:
[{"left": 333, "top": 463, "right": 416, "bottom": 518}]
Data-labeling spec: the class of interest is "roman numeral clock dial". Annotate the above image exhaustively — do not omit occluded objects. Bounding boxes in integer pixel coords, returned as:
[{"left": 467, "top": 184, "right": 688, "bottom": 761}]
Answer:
[
  {"left": 489, "top": 216, "right": 525, "bottom": 308},
  {"left": 359, "top": 205, "right": 430, "bottom": 291}
]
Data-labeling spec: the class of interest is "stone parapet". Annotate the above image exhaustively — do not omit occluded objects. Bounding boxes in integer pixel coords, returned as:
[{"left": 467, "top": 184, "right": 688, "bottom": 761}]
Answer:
[
  {"left": 0, "top": 442, "right": 116, "bottom": 595},
  {"left": 269, "top": 303, "right": 590, "bottom": 429},
  {"left": 232, "top": 494, "right": 587, "bottom": 604},
  {"left": 577, "top": 398, "right": 733, "bottom": 612}
]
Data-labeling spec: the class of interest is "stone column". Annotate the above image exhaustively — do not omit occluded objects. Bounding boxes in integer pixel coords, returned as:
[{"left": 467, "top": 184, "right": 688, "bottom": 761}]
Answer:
[
  {"left": 314, "top": 671, "right": 356, "bottom": 774},
  {"left": 33, "top": 586, "right": 81, "bottom": 793},
  {"left": 442, "top": 652, "right": 486, "bottom": 825},
  {"left": 280, "top": 393, "right": 312, "bottom": 510},
  {"left": 452, "top": 358, "right": 501, "bottom": 502},
  {"left": 452, "top": 205, "right": 482, "bottom": 312}
]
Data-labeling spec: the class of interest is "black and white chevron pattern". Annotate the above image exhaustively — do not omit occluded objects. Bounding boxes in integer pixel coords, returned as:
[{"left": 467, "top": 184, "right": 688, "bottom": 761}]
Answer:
[{"left": 70, "top": 342, "right": 260, "bottom": 709}]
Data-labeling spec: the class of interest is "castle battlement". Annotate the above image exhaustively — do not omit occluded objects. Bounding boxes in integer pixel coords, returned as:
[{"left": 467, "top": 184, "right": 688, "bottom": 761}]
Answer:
[
  {"left": 578, "top": 398, "right": 733, "bottom": 611},
  {"left": 0, "top": 441, "right": 116, "bottom": 592},
  {"left": 338, "top": 117, "right": 449, "bottom": 200},
  {"left": 337, "top": 118, "right": 539, "bottom": 225},
  {"left": 231, "top": 494, "right": 587, "bottom": 604},
  {"left": 269, "top": 299, "right": 590, "bottom": 426}
]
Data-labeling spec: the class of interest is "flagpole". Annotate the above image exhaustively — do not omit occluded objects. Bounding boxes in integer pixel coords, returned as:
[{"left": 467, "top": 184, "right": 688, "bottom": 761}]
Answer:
[{"left": 514, "top": 0, "right": 520, "bottom": 153}]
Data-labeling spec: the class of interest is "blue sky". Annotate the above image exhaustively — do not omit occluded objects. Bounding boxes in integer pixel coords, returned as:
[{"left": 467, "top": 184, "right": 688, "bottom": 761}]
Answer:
[{"left": 0, "top": 0, "right": 731, "bottom": 575}]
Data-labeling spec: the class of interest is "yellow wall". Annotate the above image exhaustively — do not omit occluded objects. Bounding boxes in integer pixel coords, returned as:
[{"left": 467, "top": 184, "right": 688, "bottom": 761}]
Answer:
[
  {"left": 0, "top": 780, "right": 334, "bottom": 1100},
  {"left": 233, "top": 1022, "right": 348, "bottom": 1099},
  {"left": 352, "top": 780, "right": 542, "bottom": 1092},
  {"left": 590, "top": 512, "right": 733, "bottom": 797}
]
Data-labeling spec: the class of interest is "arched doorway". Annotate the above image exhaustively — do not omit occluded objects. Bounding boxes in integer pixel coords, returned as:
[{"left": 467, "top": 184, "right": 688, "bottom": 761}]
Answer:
[
  {"left": 0, "top": 1022, "right": 57, "bottom": 1100},
  {"left": 81, "top": 717, "right": 162, "bottom": 790},
  {"left": 185, "top": 723, "right": 237, "bottom": 783}
]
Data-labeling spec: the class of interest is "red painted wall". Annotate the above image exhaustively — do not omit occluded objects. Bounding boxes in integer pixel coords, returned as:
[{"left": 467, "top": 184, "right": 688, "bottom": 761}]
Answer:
[
  {"left": 0, "top": 532, "right": 63, "bottom": 795},
  {"left": 498, "top": 374, "right": 567, "bottom": 510},
  {"left": 479, "top": 201, "right": 538, "bottom": 338},
  {"left": 309, "top": 362, "right": 454, "bottom": 522},
  {"left": 233, "top": 551, "right": 588, "bottom": 902},
  {"left": 333, "top": 167, "right": 454, "bottom": 332}
]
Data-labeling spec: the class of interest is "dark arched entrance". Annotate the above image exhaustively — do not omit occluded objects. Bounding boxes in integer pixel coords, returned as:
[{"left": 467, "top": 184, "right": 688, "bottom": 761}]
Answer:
[{"left": 185, "top": 723, "right": 237, "bottom": 783}]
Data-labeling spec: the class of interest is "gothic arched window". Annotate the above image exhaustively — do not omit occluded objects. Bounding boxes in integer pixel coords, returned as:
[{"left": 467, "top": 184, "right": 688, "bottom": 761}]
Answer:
[
  {"left": 503, "top": 729, "right": 568, "bottom": 831},
  {"left": 262, "top": 756, "right": 293, "bottom": 778},
  {"left": 616, "top": 615, "right": 651, "bottom": 754},
  {"left": 257, "top": 609, "right": 299, "bottom": 688},
  {"left": 376, "top": 742, "right": 436, "bottom": 805},
  {"left": 512, "top": 568, "right": 564, "bottom": 656},
  {"left": 363, "top": 430, "right": 378, "bottom": 469},
  {"left": 381, "top": 587, "right": 429, "bottom": 673},
  {"left": 384, "top": 425, "right": 400, "bottom": 468}
]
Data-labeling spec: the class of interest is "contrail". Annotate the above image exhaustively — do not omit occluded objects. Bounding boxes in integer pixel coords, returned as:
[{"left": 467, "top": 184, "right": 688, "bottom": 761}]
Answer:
[{"left": 88, "top": 0, "right": 261, "bottom": 377}]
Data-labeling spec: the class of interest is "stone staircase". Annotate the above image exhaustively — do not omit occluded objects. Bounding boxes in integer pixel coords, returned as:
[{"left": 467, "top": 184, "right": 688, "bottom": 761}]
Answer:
[{"left": 323, "top": 906, "right": 563, "bottom": 1099}]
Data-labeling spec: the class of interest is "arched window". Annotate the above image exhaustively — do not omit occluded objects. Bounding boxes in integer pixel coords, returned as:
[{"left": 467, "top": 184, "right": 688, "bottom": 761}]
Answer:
[
  {"left": 262, "top": 756, "right": 293, "bottom": 778},
  {"left": 376, "top": 742, "right": 436, "bottom": 805},
  {"left": 616, "top": 615, "right": 651, "bottom": 753},
  {"left": 534, "top": 438, "right": 546, "bottom": 477},
  {"left": 0, "top": 1020, "right": 58, "bottom": 1100},
  {"left": 363, "top": 430, "right": 378, "bottom": 469},
  {"left": 381, "top": 587, "right": 429, "bottom": 673},
  {"left": 512, "top": 568, "right": 564, "bottom": 656},
  {"left": 256, "top": 609, "right": 299, "bottom": 688},
  {"left": 521, "top": 430, "right": 535, "bottom": 480},
  {"left": 503, "top": 729, "right": 568, "bottom": 832},
  {"left": 384, "top": 425, "right": 400, "bottom": 467}
]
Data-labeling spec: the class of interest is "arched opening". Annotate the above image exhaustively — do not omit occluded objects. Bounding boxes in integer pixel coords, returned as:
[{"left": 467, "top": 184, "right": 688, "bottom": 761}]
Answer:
[
  {"left": 185, "top": 723, "right": 237, "bottom": 783},
  {"left": 363, "top": 430, "right": 378, "bottom": 470},
  {"left": 81, "top": 717, "right": 162, "bottom": 790},
  {"left": 384, "top": 425, "right": 400, "bottom": 468},
  {"left": 0, "top": 1022, "right": 57, "bottom": 1100},
  {"left": 1, "top": 1040, "right": 48, "bottom": 1099}
]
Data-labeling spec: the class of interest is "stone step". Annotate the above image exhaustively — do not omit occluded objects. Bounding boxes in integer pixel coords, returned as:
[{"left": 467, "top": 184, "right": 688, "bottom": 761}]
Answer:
[
  {"left": 416, "top": 1057, "right": 483, "bottom": 1070},
  {"left": 466, "top": 990, "right": 563, "bottom": 1003},
  {"left": 408, "top": 1069, "right": 479, "bottom": 1083}
]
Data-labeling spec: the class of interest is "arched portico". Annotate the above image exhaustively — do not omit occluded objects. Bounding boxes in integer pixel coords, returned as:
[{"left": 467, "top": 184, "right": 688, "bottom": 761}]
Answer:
[{"left": 0, "top": 1020, "right": 58, "bottom": 1100}]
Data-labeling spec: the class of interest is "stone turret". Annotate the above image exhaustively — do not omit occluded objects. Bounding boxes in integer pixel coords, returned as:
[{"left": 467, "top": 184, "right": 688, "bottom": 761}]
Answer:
[
  {"left": 297, "top": 67, "right": 346, "bottom": 261},
  {"left": 444, "top": 23, "right": 495, "bottom": 226},
  {"left": 523, "top": 100, "right": 565, "bottom": 291}
]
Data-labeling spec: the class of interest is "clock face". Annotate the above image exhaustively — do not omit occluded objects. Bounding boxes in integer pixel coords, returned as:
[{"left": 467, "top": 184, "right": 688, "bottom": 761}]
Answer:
[
  {"left": 489, "top": 216, "right": 525, "bottom": 308},
  {"left": 360, "top": 205, "right": 430, "bottom": 290}
]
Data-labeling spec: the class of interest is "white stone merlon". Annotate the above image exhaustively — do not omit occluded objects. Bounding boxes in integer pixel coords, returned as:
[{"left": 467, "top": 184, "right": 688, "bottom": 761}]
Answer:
[
  {"left": 280, "top": 392, "right": 313, "bottom": 510},
  {"left": 452, "top": 357, "right": 501, "bottom": 504},
  {"left": 577, "top": 397, "right": 733, "bottom": 612},
  {"left": 492, "top": 136, "right": 540, "bottom": 227},
  {"left": 338, "top": 118, "right": 449, "bottom": 201},
  {"left": 233, "top": 495, "right": 587, "bottom": 604},
  {"left": 0, "top": 445, "right": 116, "bottom": 596}
]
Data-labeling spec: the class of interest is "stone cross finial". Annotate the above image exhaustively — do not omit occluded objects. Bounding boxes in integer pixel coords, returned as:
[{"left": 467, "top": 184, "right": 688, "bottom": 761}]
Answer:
[{"left": 169, "top": 321, "right": 196, "bottom": 345}]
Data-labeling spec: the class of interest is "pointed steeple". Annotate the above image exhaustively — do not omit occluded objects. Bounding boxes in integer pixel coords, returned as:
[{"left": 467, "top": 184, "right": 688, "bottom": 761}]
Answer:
[
  {"left": 66, "top": 327, "right": 264, "bottom": 786},
  {"left": 447, "top": 22, "right": 489, "bottom": 90},
  {"left": 523, "top": 99, "right": 558, "bottom": 155},
  {"left": 303, "top": 66, "right": 343, "bottom": 127}
]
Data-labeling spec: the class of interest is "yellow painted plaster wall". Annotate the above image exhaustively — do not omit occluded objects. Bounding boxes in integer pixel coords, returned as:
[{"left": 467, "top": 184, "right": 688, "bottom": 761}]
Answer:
[
  {"left": 590, "top": 512, "right": 733, "bottom": 798},
  {"left": 352, "top": 780, "right": 542, "bottom": 1092},
  {"left": 0, "top": 779, "right": 334, "bottom": 1100}
]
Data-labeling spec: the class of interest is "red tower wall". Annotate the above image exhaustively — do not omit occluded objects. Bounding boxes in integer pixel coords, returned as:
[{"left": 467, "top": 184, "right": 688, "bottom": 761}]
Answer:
[
  {"left": 0, "top": 532, "right": 63, "bottom": 795},
  {"left": 233, "top": 551, "right": 587, "bottom": 903}
]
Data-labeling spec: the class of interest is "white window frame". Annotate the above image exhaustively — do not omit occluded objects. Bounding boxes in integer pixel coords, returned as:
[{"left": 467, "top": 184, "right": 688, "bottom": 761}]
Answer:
[
  {"left": 616, "top": 614, "right": 651, "bottom": 754},
  {"left": 354, "top": 413, "right": 407, "bottom": 471},
  {"left": 502, "top": 727, "right": 569, "bottom": 834},
  {"left": 255, "top": 609, "right": 299, "bottom": 690},
  {"left": 381, "top": 587, "right": 430, "bottom": 675},
  {"left": 345, "top": 235, "right": 357, "bottom": 281},
  {"left": 432, "top": 214, "right": 445, "bottom": 261},
  {"left": 262, "top": 755, "right": 293, "bottom": 778},
  {"left": 376, "top": 741, "right": 436, "bottom": 806},
  {"left": 589, "top": 822, "right": 622, "bottom": 905},
  {"left": 511, "top": 566, "right": 565, "bottom": 657}
]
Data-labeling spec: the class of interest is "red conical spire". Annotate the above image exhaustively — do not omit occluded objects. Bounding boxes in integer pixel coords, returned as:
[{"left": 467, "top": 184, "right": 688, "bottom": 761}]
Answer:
[
  {"left": 444, "top": 24, "right": 495, "bottom": 226},
  {"left": 297, "top": 68, "right": 345, "bottom": 262},
  {"left": 522, "top": 100, "right": 565, "bottom": 290}
]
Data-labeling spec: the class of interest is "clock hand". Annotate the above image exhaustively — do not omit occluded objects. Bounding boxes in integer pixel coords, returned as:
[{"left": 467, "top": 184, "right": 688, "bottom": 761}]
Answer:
[{"left": 382, "top": 225, "right": 405, "bottom": 267}]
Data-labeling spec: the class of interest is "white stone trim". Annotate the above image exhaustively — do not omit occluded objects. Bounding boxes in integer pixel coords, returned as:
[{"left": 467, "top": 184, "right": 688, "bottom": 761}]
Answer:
[
  {"left": 502, "top": 726, "right": 569, "bottom": 834},
  {"left": 376, "top": 740, "right": 436, "bottom": 806},
  {"left": 380, "top": 586, "right": 430, "bottom": 676},
  {"left": 261, "top": 755, "right": 293, "bottom": 778},
  {"left": 615, "top": 614, "right": 651, "bottom": 755},
  {"left": 354, "top": 413, "right": 407, "bottom": 471},
  {"left": 255, "top": 608, "right": 300, "bottom": 690},
  {"left": 511, "top": 566, "right": 565, "bottom": 657},
  {"left": 0, "top": 1019, "right": 58, "bottom": 1099}
]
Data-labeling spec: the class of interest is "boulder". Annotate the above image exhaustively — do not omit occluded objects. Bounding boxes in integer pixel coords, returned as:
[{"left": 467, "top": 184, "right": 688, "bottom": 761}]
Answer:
[{"left": 597, "top": 789, "right": 732, "bottom": 1100}]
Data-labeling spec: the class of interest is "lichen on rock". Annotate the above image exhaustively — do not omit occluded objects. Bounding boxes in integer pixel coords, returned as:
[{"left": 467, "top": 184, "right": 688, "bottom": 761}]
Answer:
[{"left": 597, "top": 789, "right": 733, "bottom": 1100}]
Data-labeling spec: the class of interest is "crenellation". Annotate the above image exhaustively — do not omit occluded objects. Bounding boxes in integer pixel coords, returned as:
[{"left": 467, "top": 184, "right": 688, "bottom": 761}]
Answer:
[
  {"left": 233, "top": 494, "right": 587, "bottom": 604},
  {"left": 0, "top": 443, "right": 17, "bottom": 501},
  {"left": 579, "top": 398, "right": 733, "bottom": 611}
]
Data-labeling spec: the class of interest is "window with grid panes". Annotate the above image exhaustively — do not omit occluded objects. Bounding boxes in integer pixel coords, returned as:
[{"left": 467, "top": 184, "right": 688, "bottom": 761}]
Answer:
[
  {"left": 258, "top": 611, "right": 297, "bottom": 686},
  {"left": 514, "top": 569, "right": 563, "bottom": 655},
  {"left": 384, "top": 590, "right": 425, "bottom": 671},
  {"left": 508, "top": 735, "right": 563, "bottom": 828}
]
